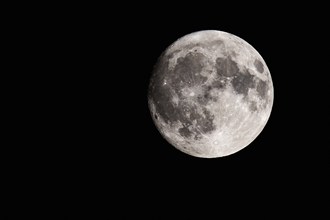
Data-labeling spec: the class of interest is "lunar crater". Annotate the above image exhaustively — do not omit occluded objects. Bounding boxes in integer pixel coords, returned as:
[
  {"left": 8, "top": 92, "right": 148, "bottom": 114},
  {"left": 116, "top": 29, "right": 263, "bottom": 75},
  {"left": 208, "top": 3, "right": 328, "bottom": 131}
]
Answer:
[{"left": 148, "top": 30, "right": 274, "bottom": 158}]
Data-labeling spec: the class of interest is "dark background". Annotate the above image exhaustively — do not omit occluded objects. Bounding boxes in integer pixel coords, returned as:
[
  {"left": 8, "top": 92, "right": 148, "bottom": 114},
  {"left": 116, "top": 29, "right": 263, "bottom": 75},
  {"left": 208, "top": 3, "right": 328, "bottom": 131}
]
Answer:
[
  {"left": 5, "top": 2, "right": 329, "bottom": 218},
  {"left": 101, "top": 4, "right": 328, "bottom": 178}
]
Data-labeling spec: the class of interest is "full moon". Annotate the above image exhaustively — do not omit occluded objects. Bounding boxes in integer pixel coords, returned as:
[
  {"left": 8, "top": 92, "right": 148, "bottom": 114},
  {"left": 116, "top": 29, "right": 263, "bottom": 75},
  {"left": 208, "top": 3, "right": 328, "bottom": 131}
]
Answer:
[{"left": 148, "top": 30, "right": 274, "bottom": 158}]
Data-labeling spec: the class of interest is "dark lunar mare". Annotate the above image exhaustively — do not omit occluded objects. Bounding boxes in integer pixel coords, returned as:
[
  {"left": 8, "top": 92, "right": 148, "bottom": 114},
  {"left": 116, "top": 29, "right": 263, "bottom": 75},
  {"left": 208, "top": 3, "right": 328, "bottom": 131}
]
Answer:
[
  {"left": 231, "top": 70, "right": 255, "bottom": 96},
  {"left": 171, "top": 52, "right": 207, "bottom": 88},
  {"left": 256, "top": 79, "right": 267, "bottom": 99},
  {"left": 214, "top": 55, "right": 255, "bottom": 97},
  {"left": 215, "top": 56, "right": 240, "bottom": 77},
  {"left": 149, "top": 45, "right": 270, "bottom": 140},
  {"left": 254, "top": 59, "right": 264, "bottom": 73},
  {"left": 214, "top": 55, "right": 269, "bottom": 109},
  {"left": 149, "top": 48, "right": 217, "bottom": 140}
]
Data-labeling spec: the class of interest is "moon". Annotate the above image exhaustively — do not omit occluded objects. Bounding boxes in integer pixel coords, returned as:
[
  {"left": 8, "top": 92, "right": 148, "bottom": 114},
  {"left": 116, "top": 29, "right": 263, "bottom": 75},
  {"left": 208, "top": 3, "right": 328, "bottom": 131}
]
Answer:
[{"left": 148, "top": 30, "right": 274, "bottom": 158}]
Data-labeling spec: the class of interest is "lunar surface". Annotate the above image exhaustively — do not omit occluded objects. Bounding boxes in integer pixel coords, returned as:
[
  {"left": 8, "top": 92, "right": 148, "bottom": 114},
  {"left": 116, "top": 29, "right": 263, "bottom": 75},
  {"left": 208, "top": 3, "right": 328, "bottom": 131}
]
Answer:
[{"left": 148, "top": 30, "right": 273, "bottom": 158}]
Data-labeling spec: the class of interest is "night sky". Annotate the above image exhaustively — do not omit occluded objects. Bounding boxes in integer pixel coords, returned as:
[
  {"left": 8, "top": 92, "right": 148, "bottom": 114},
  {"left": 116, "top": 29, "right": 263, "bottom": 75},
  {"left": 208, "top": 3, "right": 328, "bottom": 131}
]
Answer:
[{"left": 5, "top": 2, "right": 328, "bottom": 218}]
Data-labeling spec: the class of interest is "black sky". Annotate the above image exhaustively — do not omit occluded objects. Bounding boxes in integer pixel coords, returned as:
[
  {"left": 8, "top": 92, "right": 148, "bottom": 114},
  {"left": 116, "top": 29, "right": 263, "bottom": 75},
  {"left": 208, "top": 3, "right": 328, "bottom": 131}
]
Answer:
[
  {"left": 5, "top": 2, "right": 328, "bottom": 218},
  {"left": 59, "top": 1, "right": 328, "bottom": 190},
  {"left": 84, "top": 4, "right": 329, "bottom": 209}
]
